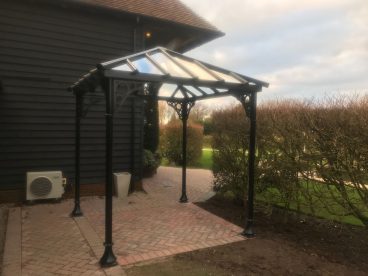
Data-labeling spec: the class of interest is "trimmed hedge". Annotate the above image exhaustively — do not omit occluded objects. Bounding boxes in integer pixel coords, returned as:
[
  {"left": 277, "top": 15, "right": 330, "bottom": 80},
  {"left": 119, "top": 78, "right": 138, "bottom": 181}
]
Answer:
[
  {"left": 160, "top": 120, "right": 203, "bottom": 166},
  {"left": 212, "top": 97, "right": 368, "bottom": 226}
]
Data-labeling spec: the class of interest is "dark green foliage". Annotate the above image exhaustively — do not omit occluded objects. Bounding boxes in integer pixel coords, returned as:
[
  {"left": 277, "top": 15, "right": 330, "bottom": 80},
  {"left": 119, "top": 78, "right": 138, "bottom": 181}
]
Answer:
[
  {"left": 142, "top": 149, "right": 161, "bottom": 178},
  {"left": 160, "top": 119, "right": 204, "bottom": 166},
  {"left": 143, "top": 85, "right": 159, "bottom": 152},
  {"left": 143, "top": 149, "right": 161, "bottom": 170},
  {"left": 203, "top": 118, "right": 214, "bottom": 135},
  {"left": 212, "top": 107, "right": 249, "bottom": 202}
]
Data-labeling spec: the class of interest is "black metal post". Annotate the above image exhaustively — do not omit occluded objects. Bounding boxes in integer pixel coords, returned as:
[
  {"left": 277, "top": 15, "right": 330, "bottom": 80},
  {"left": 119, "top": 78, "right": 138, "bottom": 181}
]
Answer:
[
  {"left": 180, "top": 104, "right": 188, "bottom": 203},
  {"left": 167, "top": 100, "right": 195, "bottom": 203},
  {"left": 71, "top": 93, "right": 83, "bottom": 217},
  {"left": 100, "top": 79, "right": 117, "bottom": 267},
  {"left": 243, "top": 91, "right": 257, "bottom": 237},
  {"left": 129, "top": 97, "right": 135, "bottom": 193}
]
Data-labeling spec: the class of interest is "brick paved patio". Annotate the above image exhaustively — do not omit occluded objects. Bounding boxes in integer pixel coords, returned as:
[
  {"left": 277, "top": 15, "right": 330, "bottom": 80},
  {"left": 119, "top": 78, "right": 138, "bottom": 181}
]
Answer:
[{"left": 2, "top": 167, "right": 245, "bottom": 275}]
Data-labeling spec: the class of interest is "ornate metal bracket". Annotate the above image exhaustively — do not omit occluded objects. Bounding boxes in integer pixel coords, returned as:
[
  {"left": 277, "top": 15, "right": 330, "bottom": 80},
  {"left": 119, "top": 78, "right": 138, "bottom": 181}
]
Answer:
[
  {"left": 167, "top": 100, "right": 195, "bottom": 121},
  {"left": 114, "top": 81, "right": 143, "bottom": 114},
  {"left": 234, "top": 93, "right": 251, "bottom": 118},
  {"left": 143, "top": 82, "right": 162, "bottom": 97}
]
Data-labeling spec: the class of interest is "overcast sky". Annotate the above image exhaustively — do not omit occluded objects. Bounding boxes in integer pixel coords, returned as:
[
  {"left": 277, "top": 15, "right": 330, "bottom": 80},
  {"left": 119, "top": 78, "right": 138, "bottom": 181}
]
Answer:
[{"left": 181, "top": 0, "right": 368, "bottom": 107}]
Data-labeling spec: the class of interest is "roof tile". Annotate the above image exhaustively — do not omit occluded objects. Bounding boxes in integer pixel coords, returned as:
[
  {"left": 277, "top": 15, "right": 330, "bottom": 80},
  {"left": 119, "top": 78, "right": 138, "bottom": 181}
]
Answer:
[{"left": 78, "top": 0, "right": 220, "bottom": 33}]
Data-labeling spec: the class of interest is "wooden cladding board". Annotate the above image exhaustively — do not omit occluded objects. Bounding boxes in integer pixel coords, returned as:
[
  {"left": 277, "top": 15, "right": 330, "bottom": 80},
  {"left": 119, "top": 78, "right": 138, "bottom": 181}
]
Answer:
[{"left": 0, "top": 0, "right": 144, "bottom": 191}]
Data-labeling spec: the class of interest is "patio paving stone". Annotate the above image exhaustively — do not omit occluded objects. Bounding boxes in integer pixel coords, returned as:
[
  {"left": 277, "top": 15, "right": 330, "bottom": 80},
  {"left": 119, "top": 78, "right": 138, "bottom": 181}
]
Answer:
[
  {"left": 2, "top": 167, "right": 245, "bottom": 274},
  {"left": 81, "top": 167, "right": 245, "bottom": 266}
]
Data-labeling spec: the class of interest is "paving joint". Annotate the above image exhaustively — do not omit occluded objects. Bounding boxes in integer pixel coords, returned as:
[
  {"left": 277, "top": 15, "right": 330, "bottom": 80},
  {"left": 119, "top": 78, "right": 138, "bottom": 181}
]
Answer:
[
  {"left": 74, "top": 216, "right": 127, "bottom": 276},
  {"left": 2, "top": 207, "right": 21, "bottom": 276}
]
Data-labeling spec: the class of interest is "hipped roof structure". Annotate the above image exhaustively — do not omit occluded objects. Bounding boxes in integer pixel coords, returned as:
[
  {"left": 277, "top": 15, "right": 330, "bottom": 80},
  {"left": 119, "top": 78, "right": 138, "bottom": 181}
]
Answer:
[
  {"left": 70, "top": 46, "right": 269, "bottom": 266},
  {"left": 70, "top": 46, "right": 269, "bottom": 101}
]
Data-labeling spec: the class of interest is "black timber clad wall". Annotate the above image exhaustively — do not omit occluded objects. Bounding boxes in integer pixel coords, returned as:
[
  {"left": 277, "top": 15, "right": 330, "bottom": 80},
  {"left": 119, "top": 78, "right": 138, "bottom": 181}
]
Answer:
[{"left": 0, "top": 0, "right": 144, "bottom": 191}]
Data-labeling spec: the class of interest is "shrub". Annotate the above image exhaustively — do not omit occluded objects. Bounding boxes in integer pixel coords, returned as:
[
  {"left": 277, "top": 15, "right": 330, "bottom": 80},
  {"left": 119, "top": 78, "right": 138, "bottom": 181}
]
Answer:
[
  {"left": 301, "top": 98, "right": 368, "bottom": 225},
  {"left": 212, "top": 107, "right": 249, "bottom": 202},
  {"left": 203, "top": 117, "right": 214, "bottom": 135},
  {"left": 143, "top": 85, "right": 159, "bottom": 152},
  {"left": 142, "top": 149, "right": 161, "bottom": 177},
  {"left": 160, "top": 120, "right": 203, "bottom": 166},
  {"left": 212, "top": 96, "right": 368, "bottom": 226}
]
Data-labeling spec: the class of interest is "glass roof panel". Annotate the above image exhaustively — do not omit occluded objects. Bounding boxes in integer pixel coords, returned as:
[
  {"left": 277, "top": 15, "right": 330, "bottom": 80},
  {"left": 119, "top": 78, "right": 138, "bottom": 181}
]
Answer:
[
  {"left": 184, "top": 86, "right": 204, "bottom": 97},
  {"left": 173, "top": 56, "right": 217, "bottom": 81},
  {"left": 150, "top": 52, "right": 191, "bottom": 78},
  {"left": 175, "top": 89, "right": 185, "bottom": 98},
  {"left": 198, "top": 87, "right": 215, "bottom": 95},
  {"left": 158, "top": 84, "right": 177, "bottom": 97},
  {"left": 131, "top": 57, "right": 163, "bottom": 75},
  {"left": 209, "top": 69, "right": 242, "bottom": 83},
  {"left": 112, "top": 63, "right": 132, "bottom": 72},
  {"left": 73, "top": 47, "right": 268, "bottom": 97}
]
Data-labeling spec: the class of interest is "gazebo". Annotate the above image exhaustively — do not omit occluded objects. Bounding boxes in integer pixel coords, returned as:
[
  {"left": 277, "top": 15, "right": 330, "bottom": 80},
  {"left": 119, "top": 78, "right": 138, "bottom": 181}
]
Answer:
[{"left": 69, "top": 46, "right": 269, "bottom": 267}]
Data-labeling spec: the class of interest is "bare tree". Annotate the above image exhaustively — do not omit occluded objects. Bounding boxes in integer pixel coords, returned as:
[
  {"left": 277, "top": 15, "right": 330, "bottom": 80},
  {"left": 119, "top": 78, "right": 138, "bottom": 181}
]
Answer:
[
  {"left": 158, "top": 101, "right": 174, "bottom": 126},
  {"left": 190, "top": 103, "right": 210, "bottom": 124}
]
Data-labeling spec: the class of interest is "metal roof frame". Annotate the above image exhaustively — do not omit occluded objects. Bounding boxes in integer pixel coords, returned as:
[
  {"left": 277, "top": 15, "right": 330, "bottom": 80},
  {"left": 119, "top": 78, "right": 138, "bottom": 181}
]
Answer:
[
  {"left": 70, "top": 46, "right": 269, "bottom": 102},
  {"left": 69, "top": 46, "right": 269, "bottom": 267}
]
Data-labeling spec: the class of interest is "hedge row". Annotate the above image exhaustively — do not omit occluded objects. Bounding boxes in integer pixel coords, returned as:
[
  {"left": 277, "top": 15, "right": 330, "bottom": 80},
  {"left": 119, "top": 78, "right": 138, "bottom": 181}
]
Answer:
[{"left": 212, "top": 97, "right": 368, "bottom": 226}]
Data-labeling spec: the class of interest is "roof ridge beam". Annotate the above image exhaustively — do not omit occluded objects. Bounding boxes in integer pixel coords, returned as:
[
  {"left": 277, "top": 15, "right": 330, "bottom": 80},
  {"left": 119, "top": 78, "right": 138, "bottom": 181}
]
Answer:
[
  {"left": 145, "top": 53, "right": 170, "bottom": 76},
  {"left": 159, "top": 48, "right": 198, "bottom": 80}
]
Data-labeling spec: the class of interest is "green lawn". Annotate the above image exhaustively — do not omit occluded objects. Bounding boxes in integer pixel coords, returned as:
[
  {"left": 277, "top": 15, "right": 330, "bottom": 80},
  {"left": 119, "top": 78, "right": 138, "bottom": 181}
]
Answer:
[
  {"left": 195, "top": 148, "right": 213, "bottom": 169},
  {"left": 161, "top": 149, "right": 367, "bottom": 226},
  {"left": 257, "top": 181, "right": 368, "bottom": 226},
  {"left": 161, "top": 148, "right": 214, "bottom": 169}
]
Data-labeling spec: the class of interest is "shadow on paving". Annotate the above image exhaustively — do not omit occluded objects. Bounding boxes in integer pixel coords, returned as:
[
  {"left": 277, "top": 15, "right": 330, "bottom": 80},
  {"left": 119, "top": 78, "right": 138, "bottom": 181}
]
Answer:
[{"left": 125, "top": 195, "right": 368, "bottom": 276}]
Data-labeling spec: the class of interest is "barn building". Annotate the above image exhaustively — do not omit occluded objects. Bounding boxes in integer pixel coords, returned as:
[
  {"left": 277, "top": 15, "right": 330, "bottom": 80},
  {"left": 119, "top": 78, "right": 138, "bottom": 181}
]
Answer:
[{"left": 0, "top": 0, "right": 223, "bottom": 202}]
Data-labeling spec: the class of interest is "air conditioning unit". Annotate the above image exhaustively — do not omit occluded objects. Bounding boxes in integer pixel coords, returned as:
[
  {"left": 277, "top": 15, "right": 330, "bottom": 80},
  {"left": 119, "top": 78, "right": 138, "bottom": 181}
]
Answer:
[{"left": 26, "top": 171, "right": 65, "bottom": 201}]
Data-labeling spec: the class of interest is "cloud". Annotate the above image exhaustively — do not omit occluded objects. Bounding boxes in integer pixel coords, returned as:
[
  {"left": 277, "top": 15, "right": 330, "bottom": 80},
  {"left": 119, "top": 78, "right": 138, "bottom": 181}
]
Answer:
[{"left": 181, "top": 0, "right": 368, "bottom": 106}]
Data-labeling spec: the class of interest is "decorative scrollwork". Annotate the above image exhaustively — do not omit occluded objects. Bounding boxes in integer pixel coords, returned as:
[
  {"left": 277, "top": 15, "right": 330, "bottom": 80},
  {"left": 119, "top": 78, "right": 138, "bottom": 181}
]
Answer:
[
  {"left": 78, "top": 80, "right": 144, "bottom": 117},
  {"left": 114, "top": 81, "right": 144, "bottom": 113},
  {"left": 234, "top": 93, "right": 251, "bottom": 118},
  {"left": 167, "top": 100, "right": 195, "bottom": 121}
]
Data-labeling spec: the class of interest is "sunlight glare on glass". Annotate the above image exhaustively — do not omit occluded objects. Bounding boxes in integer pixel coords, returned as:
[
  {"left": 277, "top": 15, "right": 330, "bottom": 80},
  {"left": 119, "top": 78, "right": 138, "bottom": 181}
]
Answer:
[
  {"left": 210, "top": 69, "right": 241, "bottom": 84},
  {"left": 158, "top": 83, "right": 177, "bottom": 97},
  {"left": 132, "top": 57, "right": 163, "bottom": 75},
  {"left": 184, "top": 86, "right": 203, "bottom": 97},
  {"left": 150, "top": 52, "right": 191, "bottom": 78},
  {"left": 173, "top": 57, "right": 217, "bottom": 81},
  {"left": 112, "top": 63, "right": 132, "bottom": 72}
]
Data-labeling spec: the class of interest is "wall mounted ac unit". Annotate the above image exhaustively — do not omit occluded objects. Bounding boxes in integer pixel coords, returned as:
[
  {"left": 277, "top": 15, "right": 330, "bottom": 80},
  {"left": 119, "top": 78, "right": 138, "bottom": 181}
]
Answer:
[{"left": 26, "top": 171, "right": 64, "bottom": 201}]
